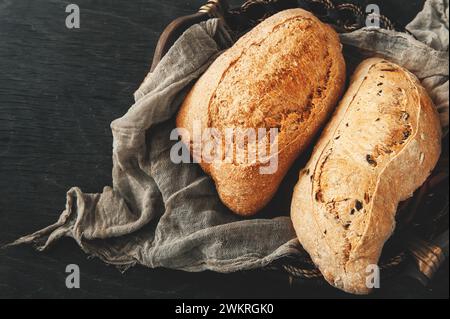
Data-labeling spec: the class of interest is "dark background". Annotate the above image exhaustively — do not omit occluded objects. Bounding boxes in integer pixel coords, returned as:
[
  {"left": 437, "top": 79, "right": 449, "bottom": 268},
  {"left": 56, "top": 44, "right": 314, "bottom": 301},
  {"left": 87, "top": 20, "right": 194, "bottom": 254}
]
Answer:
[{"left": 0, "top": 0, "right": 447, "bottom": 299}]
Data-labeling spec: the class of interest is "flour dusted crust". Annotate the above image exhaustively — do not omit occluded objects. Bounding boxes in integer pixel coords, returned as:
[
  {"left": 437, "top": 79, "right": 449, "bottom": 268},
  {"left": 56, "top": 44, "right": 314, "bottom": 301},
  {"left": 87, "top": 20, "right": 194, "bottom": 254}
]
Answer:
[
  {"left": 177, "top": 9, "right": 346, "bottom": 215},
  {"left": 291, "top": 58, "right": 442, "bottom": 295}
]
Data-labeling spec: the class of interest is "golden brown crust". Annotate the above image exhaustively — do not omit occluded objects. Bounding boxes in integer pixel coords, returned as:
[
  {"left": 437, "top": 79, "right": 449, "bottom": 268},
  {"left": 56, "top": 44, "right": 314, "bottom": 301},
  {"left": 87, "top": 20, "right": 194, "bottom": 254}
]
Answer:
[
  {"left": 291, "top": 58, "right": 442, "bottom": 295},
  {"left": 177, "top": 9, "right": 346, "bottom": 215}
]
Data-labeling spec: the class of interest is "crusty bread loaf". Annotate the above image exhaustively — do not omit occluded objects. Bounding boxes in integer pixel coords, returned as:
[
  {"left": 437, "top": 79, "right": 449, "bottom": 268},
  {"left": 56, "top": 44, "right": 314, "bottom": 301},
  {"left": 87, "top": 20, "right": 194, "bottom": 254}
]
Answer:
[
  {"left": 291, "top": 58, "right": 442, "bottom": 295},
  {"left": 176, "top": 9, "right": 346, "bottom": 216}
]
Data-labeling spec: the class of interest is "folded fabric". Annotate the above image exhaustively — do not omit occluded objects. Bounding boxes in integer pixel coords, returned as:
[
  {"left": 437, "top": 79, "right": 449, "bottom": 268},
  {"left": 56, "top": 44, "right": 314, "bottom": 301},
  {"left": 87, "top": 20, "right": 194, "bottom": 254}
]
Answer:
[
  {"left": 8, "top": 18, "right": 302, "bottom": 273},
  {"left": 9, "top": 0, "right": 449, "bottom": 274},
  {"left": 340, "top": 0, "right": 449, "bottom": 133}
]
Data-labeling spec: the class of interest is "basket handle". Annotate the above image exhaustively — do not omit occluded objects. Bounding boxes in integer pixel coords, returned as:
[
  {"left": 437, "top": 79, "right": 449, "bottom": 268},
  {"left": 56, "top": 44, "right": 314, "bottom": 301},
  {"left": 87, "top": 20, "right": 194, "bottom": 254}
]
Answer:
[
  {"left": 150, "top": 0, "right": 229, "bottom": 72},
  {"left": 150, "top": 0, "right": 397, "bottom": 71}
]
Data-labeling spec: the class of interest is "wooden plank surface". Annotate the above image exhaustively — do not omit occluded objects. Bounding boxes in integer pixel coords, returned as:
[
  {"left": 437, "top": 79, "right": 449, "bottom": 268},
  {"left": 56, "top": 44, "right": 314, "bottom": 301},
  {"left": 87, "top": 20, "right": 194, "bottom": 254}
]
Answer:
[{"left": 0, "top": 0, "right": 447, "bottom": 298}]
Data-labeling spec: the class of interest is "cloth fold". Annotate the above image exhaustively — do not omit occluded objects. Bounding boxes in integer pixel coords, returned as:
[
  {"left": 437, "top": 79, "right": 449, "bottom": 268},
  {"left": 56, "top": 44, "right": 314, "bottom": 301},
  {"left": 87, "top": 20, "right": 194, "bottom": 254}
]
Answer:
[
  {"left": 8, "top": 1, "right": 449, "bottom": 274},
  {"left": 340, "top": 0, "right": 449, "bottom": 131},
  {"left": 8, "top": 18, "right": 303, "bottom": 273}
]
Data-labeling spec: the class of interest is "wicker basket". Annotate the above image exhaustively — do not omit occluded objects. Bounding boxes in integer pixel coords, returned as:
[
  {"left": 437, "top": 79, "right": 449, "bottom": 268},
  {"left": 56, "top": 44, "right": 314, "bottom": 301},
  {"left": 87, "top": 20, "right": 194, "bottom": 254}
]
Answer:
[{"left": 152, "top": 0, "right": 449, "bottom": 285}]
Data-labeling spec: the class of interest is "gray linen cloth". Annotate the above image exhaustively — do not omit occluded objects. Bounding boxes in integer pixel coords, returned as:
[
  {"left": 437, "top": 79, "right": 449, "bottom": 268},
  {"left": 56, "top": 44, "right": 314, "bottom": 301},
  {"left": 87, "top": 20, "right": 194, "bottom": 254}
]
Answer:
[
  {"left": 9, "top": 0, "right": 449, "bottom": 273},
  {"left": 340, "top": 0, "right": 449, "bottom": 133}
]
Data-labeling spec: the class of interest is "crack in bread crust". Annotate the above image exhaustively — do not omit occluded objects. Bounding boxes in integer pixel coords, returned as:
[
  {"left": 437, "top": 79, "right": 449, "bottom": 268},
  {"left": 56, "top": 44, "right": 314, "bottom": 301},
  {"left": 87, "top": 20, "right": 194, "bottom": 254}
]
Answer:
[
  {"left": 177, "top": 9, "right": 346, "bottom": 215},
  {"left": 208, "top": 17, "right": 335, "bottom": 163},
  {"left": 291, "top": 58, "right": 442, "bottom": 294}
]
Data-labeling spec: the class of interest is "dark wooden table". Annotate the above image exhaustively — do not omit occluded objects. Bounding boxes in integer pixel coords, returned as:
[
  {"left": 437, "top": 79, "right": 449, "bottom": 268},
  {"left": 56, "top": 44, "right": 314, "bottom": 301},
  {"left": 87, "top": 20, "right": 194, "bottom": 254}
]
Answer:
[{"left": 0, "top": 0, "right": 447, "bottom": 299}]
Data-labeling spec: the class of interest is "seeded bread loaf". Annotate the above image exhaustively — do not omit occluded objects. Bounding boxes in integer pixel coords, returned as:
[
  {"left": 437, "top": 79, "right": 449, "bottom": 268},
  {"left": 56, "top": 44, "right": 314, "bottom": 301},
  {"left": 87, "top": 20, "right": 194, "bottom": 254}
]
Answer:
[
  {"left": 176, "top": 9, "right": 346, "bottom": 216},
  {"left": 291, "top": 58, "right": 442, "bottom": 295}
]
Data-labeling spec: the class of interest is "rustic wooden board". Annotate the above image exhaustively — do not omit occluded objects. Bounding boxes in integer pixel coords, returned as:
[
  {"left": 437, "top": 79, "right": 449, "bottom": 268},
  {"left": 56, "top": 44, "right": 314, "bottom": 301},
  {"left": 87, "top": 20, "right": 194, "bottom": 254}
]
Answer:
[{"left": 0, "top": 0, "right": 447, "bottom": 298}]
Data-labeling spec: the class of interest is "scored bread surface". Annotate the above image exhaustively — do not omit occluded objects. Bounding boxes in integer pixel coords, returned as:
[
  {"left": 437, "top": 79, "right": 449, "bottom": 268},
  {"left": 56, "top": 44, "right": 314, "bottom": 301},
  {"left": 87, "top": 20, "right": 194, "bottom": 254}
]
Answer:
[
  {"left": 291, "top": 58, "right": 442, "bottom": 295},
  {"left": 177, "top": 8, "right": 346, "bottom": 215}
]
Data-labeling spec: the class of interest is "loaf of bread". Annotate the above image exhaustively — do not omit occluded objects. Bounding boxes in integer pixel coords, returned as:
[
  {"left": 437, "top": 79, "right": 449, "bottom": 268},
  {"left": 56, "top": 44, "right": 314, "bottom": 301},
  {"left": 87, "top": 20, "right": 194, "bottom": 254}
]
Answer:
[
  {"left": 176, "top": 9, "right": 346, "bottom": 216},
  {"left": 291, "top": 58, "right": 442, "bottom": 295}
]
